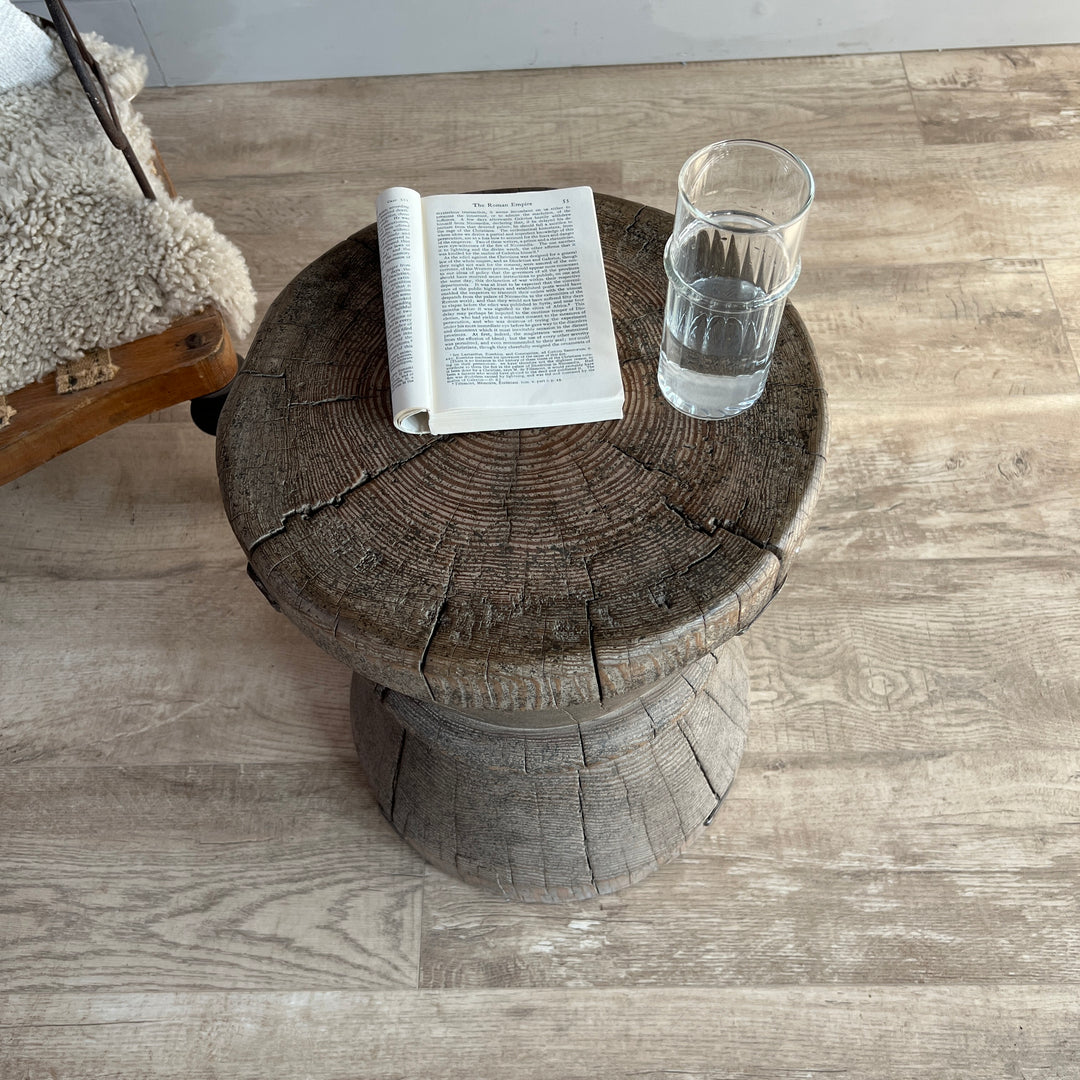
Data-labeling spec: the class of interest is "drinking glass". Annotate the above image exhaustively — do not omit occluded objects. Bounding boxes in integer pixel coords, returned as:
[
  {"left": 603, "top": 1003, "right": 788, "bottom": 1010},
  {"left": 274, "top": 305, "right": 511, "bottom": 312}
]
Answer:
[{"left": 658, "top": 139, "right": 814, "bottom": 419}]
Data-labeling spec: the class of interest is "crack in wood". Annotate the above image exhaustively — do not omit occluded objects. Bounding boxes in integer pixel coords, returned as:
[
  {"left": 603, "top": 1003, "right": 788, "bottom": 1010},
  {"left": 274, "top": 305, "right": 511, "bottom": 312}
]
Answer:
[
  {"left": 581, "top": 556, "right": 605, "bottom": 704},
  {"left": 663, "top": 497, "right": 719, "bottom": 536},
  {"left": 640, "top": 697, "right": 661, "bottom": 737},
  {"left": 246, "top": 475, "right": 369, "bottom": 552},
  {"left": 534, "top": 787, "right": 552, "bottom": 892},
  {"left": 331, "top": 562, "right": 368, "bottom": 639},
  {"left": 503, "top": 840, "right": 515, "bottom": 890},
  {"left": 246, "top": 435, "right": 454, "bottom": 554},
  {"left": 570, "top": 457, "right": 616, "bottom": 527},
  {"left": 388, "top": 728, "right": 407, "bottom": 826},
  {"left": 664, "top": 498, "right": 784, "bottom": 561},
  {"left": 286, "top": 394, "right": 373, "bottom": 407},
  {"left": 702, "top": 682, "right": 748, "bottom": 735},
  {"left": 418, "top": 594, "right": 450, "bottom": 701},
  {"left": 543, "top": 672, "right": 560, "bottom": 711},
  {"left": 609, "top": 443, "right": 682, "bottom": 483},
  {"left": 620, "top": 759, "right": 661, "bottom": 865},
  {"left": 482, "top": 644, "right": 496, "bottom": 707},
  {"left": 654, "top": 529, "right": 781, "bottom": 638},
  {"left": 650, "top": 742, "right": 690, "bottom": 840},
  {"left": 418, "top": 551, "right": 459, "bottom": 700},
  {"left": 577, "top": 773, "right": 600, "bottom": 891},
  {"left": 431, "top": 519, "right": 453, "bottom": 557},
  {"left": 677, "top": 540, "right": 727, "bottom": 577},
  {"left": 616, "top": 762, "right": 636, "bottom": 824},
  {"left": 676, "top": 717, "right": 724, "bottom": 814},
  {"left": 614, "top": 304, "right": 664, "bottom": 352},
  {"left": 500, "top": 430, "right": 522, "bottom": 545},
  {"left": 618, "top": 203, "right": 654, "bottom": 258},
  {"left": 585, "top": 600, "right": 603, "bottom": 704},
  {"left": 623, "top": 204, "right": 646, "bottom": 236},
  {"left": 720, "top": 517, "right": 782, "bottom": 559},
  {"left": 265, "top": 547, "right": 301, "bottom": 576},
  {"left": 384, "top": 725, "right": 406, "bottom": 825},
  {"left": 538, "top": 616, "right": 553, "bottom": 710}
]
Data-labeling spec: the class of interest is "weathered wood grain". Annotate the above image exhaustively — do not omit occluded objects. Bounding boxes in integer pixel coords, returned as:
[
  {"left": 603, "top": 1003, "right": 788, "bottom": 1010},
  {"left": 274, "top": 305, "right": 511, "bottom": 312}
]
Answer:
[
  {"left": 5, "top": 555, "right": 1078, "bottom": 767},
  {"left": 0, "top": 569, "right": 354, "bottom": 765},
  {"left": 9, "top": 389, "right": 1075, "bottom": 593},
  {"left": 0, "top": 420, "right": 238, "bottom": 576},
  {"left": 174, "top": 138, "right": 1080, "bottom": 294},
  {"left": 139, "top": 53, "right": 918, "bottom": 187},
  {"left": 0, "top": 763, "right": 423, "bottom": 991},
  {"left": 418, "top": 744, "right": 1080, "bottom": 987},
  {"left": 743, "top": 557, "right": 1080, "bottom": 755},
  {"left": 808, "top": 395, "right": 1080, "bottom": 561},
  {"left": 353, "top": 643, "right": 748, "bottom": 901},
  {"left": 630, "top": 143, "right": 1080, "bottom": 271},
  {"left": 2, "top": 987, "right": 1078, "bottom": 1079},
  {"left": 1043, "top": 257, "right": 1080, "bottom": 369},
  {"left": 904, "top": 46, "right": 1080, "bottom": 143},
  {"left": 8, "top": 388, "right": 1076, "bottom": 636},
  {"left": 796, "top": 259, "right": 1080, "bottom": 398}
]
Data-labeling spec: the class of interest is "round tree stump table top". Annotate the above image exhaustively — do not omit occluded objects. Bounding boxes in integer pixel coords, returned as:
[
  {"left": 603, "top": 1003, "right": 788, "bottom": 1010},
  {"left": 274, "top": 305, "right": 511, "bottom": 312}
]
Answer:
[{"left": 217, "top": 192, "right": 828, "bottom": 718}]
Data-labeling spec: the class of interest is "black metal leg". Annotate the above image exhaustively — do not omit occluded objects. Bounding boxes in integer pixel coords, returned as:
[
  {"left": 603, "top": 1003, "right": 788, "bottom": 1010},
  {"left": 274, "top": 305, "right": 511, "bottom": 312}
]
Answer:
[
  {"left": 246, "top": 562, "right": 281, "bottom": 611},
  {"left": 190, "top": 373, "right": 236, "bottom": 436}
]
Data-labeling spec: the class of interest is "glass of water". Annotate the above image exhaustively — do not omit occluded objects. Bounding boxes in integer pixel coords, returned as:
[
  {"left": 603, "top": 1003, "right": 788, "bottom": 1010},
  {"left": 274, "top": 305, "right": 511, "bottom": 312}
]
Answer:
[{"left": 658, "top": 140, "right": 814, "bottom": 419}]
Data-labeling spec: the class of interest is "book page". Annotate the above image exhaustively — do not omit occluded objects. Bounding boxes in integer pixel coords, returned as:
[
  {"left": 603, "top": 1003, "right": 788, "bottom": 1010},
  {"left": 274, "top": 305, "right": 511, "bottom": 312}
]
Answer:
[
  {"left": 421, "top": 187, "right": 622, "bottom": 416},
  {"left": 375, "top": 187, "right": 434, "bottom": 433}
]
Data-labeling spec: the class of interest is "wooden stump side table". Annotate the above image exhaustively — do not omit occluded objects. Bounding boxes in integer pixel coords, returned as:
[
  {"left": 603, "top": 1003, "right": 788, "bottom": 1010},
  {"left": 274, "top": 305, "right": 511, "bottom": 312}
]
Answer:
[{"left": 217, "top": 193, "right": 828, "bottom": 902}]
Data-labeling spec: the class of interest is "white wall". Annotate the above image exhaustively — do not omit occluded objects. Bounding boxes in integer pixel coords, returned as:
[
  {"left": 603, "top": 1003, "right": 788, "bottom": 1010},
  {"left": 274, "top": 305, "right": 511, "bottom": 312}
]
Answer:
[{"left": 16, "top": 0, "right": 1080, "bottom": 87}]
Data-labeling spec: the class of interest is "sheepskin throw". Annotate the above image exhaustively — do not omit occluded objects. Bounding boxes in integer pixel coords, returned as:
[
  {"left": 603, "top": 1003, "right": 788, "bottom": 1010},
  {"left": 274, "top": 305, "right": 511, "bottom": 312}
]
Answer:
[{"left": 0, "top": 14, "right": 255, "bottom": 396}]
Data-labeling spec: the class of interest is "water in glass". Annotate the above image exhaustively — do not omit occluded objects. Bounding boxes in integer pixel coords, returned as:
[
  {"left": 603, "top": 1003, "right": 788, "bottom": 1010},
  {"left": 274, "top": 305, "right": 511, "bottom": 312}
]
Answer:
[{"left": 658, "top": 274, "right": 783, "bottom": 419}]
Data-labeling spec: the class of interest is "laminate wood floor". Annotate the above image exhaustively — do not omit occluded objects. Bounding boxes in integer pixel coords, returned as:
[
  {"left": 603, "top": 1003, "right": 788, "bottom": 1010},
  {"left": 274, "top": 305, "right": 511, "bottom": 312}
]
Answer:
[{"left": 3, "top": 45, "right": 1080, "bottom": 1079}]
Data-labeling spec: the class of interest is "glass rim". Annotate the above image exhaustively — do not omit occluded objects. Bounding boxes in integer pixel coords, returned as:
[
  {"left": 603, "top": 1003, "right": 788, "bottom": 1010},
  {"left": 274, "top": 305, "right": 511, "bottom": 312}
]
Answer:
[{"left": 678, "top": 139, "right": 815, "bottom": 232}]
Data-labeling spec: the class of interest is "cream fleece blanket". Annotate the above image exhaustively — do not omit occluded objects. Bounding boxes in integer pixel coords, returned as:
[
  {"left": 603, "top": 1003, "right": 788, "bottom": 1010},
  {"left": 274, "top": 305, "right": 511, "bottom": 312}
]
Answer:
[
  {"left": 0, "top": 2, "right": 62, "bottom": 90},
  {"left": 0, "top": 18, "right": 255, "bottom": 396}
]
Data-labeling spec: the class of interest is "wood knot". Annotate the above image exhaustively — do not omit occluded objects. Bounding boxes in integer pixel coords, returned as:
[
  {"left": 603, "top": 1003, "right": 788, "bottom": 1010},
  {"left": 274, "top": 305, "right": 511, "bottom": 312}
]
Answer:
[
  {"left": 185, "top": 332, "right": 206, "bottom": 349},
  {"left": 997, "top": 453, "right": 1031, "bottom": 481}
]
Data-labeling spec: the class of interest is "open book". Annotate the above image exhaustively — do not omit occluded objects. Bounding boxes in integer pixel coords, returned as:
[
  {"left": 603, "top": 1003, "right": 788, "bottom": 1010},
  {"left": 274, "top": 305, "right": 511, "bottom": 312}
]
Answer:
[{"left": 375, "top": 186, "right": 624, "bottom": 435}]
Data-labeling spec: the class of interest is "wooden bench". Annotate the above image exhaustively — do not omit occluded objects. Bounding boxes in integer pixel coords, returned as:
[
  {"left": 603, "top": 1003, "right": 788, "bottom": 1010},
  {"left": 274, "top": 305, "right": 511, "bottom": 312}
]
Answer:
[{"left": 0, "top": 153, "right": 238, "bottom": 487}]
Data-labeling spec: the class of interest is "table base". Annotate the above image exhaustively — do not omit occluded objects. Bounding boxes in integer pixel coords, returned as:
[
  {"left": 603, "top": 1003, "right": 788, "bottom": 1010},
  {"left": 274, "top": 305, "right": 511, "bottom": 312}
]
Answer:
[{"left": 350, "top": 639, "right": 749, "bottom": 902}]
